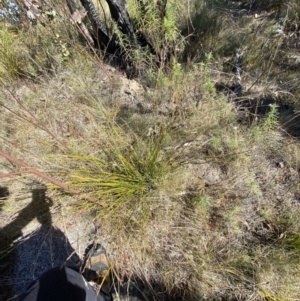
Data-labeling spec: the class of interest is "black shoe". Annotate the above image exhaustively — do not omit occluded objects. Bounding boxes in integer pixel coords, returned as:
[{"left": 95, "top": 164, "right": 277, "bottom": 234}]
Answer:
[{"left": 82, "top": 243, "right": 111, "bottom": 288}]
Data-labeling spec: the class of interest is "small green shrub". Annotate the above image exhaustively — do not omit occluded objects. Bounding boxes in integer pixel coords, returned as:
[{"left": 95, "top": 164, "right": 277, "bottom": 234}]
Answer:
[{"left": 263, "top": 104, "right": 279, "bottom": 131}]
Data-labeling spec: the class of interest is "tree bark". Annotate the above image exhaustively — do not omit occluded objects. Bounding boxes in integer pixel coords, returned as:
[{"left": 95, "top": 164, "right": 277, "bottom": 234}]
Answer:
[
  {"left": 66, "top": 0, "right": 95, "bottom": 47},
  {"left": 67, "top": 0, "right": 170, "bottom": 72},
  {"left": 79, "top": 0, "right": 115, "bottom": 52},
  {"left": 105, "top": 0, "right": 135, "bottom": 41}
]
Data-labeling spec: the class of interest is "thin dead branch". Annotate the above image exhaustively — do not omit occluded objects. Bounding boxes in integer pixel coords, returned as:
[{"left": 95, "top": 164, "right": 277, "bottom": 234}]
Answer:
[{"left": 0, "top": 149, "right": 107, "bottom": 207}]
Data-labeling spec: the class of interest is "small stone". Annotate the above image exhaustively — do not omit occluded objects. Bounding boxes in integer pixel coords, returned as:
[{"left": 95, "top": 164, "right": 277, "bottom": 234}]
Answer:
[{"left": 275, "top": 162, "right": 284, "bottom": 168}]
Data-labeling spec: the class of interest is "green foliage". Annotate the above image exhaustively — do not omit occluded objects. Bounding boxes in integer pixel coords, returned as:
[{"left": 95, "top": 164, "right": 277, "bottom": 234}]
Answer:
[
  {"left": 0, "top": 24, "right": 28, "bottom": 79},
  {"left": 54, "top": 34, "right": 70, "bottom": 62},
  {"left": 0, "top": 15, "right": 76, "bottom": 81},
  {"left": 163, "top": 0, "right": 179, "bottom": 42},
  {"left": 284, "top": 233, "right": 300, "bottom": 254},
  {"left": 263, "top": 104, "right": 279, "bottom": 131},
  {"left": 246, "top": 178, "right": 262, "bottom": 197},
  {"left": 250, "top": 125, "right": 263, "bottom": 141},
  {"left": 127, "top": 0, "right": 182, "bottom": 65},
  {"left": 67, "top": 124, "right": 173, "bottom": 208},
  {"left": 226, "top": 206, "right": 242, "bottom": 233},
  {"left": 181, "top": 0, "right": 224, "bottom": 61}
]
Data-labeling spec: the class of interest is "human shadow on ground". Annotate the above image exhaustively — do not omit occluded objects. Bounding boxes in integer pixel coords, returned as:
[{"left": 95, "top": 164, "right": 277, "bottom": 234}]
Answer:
[
  {"left": 0, "top": 185, "right": 81, "bottom": 300},
  {"left": 0, "top": 185, "right": 195, "bottom": 301}
]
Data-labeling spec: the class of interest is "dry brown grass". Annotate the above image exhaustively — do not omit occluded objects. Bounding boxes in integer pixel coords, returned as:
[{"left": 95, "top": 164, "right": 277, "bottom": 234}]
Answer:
[{"left": 1, "top": 1, "right": 300, "bottom": 301}]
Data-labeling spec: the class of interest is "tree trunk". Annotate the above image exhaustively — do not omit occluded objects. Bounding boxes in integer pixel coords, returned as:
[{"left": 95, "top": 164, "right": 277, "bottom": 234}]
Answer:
[
  {"left": 67, "top": 0, "right": 95, "bottom": 47},
  {"left": 105, "top": 0, "right": 135, "bottom": 40},
  {"left": 79, "top": 0, "right": 115, "bottom": 51},
  {"left": 68, "top": 0, "right": 169, "bottom": 73}
]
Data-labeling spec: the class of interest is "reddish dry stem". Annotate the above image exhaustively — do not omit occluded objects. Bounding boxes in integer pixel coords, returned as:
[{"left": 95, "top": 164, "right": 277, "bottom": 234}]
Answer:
[
  {"left": 0, "top": 149, "right": 99, "bottom": 204},
  {"left": 0, "top": 171, "right": 28, "bottom": 178}
]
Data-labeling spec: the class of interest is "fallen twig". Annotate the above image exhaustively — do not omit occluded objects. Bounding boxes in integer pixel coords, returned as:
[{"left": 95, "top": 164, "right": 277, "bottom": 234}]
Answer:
[{"left": 0, "top": 149, "right": 107, "bottom": 206}]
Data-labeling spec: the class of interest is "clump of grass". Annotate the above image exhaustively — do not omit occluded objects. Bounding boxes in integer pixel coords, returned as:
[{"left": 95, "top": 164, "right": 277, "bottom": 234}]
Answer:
[
  {"left": 34, "top": 82, "right": 183, "bottom": 228},
  {"left": 256, "top": 246, "right": 300, "bottom": 301},
  {"left": 67, "top": 124, "right": 173, "bottom": 207},
  {"left": 0, "top": 2, "right": 79, "bottom": 82},
  {"left": 284, "top": 233, "right": 300, "bottom": 253},
  {"left": 0, "top": 24, "right": 29, "bottom": 79}
]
